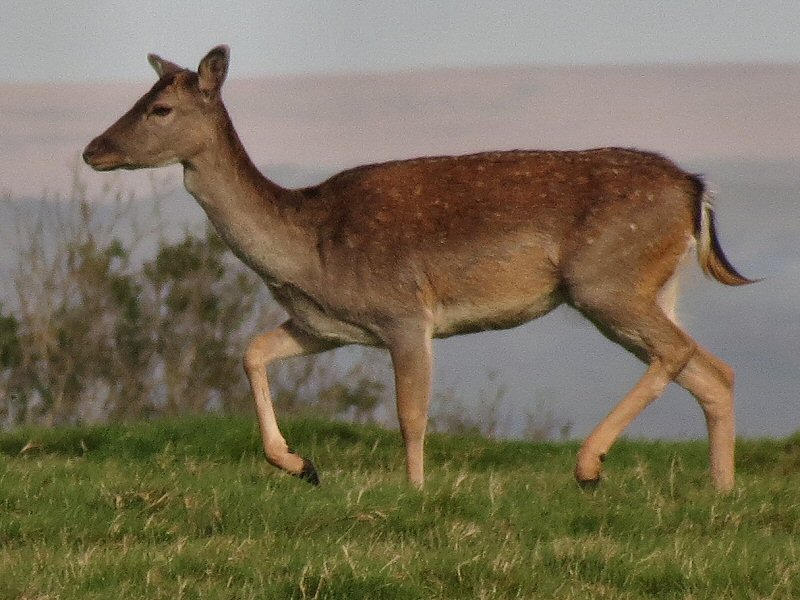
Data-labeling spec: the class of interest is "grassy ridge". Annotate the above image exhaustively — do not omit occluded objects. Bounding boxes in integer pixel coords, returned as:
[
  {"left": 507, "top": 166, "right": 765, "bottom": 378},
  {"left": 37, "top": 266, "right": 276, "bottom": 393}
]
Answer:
[{"left": 1, "top": 416, "right": 799, "bottom": 599}]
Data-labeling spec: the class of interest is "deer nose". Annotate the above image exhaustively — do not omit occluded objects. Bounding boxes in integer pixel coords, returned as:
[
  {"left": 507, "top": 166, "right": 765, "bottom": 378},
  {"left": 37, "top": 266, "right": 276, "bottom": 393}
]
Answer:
[
  {"left": 82, "top": 137, "right": 102, "bottom": 163},
  {"left": 82, "top": 136, "right": 116, "bottom": 166}
]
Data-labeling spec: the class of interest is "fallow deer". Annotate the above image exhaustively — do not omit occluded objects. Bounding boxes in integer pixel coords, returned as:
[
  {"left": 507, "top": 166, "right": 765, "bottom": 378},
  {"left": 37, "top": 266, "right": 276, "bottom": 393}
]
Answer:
[{"left": 83, "top": 46, "right": 754, "bottom": 492}]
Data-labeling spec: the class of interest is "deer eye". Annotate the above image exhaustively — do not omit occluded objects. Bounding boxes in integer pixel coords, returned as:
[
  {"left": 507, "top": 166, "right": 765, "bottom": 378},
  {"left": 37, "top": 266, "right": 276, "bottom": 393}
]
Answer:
[{"left": 150, "top": 104, "right": 173, "bottom": 117}]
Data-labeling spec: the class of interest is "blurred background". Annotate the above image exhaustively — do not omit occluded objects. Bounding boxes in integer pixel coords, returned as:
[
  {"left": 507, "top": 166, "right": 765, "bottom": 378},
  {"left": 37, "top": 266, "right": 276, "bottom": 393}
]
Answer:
[{"left": 0, "top": 2, "right": 797, "bottom": 439}]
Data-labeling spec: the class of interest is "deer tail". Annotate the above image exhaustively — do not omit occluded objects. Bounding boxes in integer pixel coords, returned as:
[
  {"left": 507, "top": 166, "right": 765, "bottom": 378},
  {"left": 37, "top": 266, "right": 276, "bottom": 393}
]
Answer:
[{"left": 694, "top": 182, "right": 757, "bottom": 286}]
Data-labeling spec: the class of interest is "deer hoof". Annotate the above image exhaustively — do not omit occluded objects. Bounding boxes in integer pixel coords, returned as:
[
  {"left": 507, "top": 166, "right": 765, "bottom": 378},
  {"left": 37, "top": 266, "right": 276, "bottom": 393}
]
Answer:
[
  {"left": 574, "top": 451, "right": 605, "bottom": 488},
  {"left": 577, "top": 477, "right": 601, "bottom": 491},
  {"left": 297, "top": 458, "right": 321, "bottom": 486}
]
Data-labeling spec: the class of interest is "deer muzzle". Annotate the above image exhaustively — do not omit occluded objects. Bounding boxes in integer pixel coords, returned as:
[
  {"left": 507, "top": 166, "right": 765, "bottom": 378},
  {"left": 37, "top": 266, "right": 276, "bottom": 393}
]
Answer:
[{"left": 82, "top": 136, "right": 126, "bottom": 171}]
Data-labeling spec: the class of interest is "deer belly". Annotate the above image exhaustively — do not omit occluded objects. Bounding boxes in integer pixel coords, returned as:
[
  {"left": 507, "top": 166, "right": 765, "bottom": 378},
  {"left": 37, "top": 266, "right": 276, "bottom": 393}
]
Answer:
[
  {"left": 426, "top": 246, "right": 563, "bottom": 338},
  {"left": 432, "top": 292, "right": 561, "bottom": 338},
  {"left": 268, "top": 282, "right": 380, "bottom": 346}
]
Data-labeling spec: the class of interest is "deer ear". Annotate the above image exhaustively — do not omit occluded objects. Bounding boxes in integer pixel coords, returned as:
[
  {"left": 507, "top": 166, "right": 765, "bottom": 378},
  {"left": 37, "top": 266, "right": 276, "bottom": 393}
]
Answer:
[
  {"left": 148, "top": 54, "right": 182, "bottom": 78},
  {"left": 198, "top": 45, "right": 229, "bottom": 96}
]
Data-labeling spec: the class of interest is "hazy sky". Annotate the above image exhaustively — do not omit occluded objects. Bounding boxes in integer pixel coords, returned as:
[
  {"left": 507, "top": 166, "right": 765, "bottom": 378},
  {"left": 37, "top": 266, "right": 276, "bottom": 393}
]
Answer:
[{"left": 4, "top": 2, "right": 800, "bottom": 83}]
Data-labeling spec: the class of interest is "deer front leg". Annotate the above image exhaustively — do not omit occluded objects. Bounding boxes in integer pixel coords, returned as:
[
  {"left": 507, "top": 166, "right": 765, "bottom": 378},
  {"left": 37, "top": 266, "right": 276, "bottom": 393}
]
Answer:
[
  {"left": 243, "top": 320, "right": 335, "bottom": 485},
  {"left": 389, "top": 326, "right": 434, "bottom": 488}
]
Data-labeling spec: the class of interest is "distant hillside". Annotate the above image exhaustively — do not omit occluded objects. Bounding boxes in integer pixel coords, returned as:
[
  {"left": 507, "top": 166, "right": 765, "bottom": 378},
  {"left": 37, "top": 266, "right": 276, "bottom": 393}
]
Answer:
[{"left": 3, "top": 63, "right": 800, "bottom": 197}]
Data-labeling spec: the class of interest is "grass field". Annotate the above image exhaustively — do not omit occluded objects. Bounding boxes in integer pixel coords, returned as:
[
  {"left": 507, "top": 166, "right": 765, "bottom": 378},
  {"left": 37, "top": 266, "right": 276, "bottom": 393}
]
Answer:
[{"left": 1, "top": 416, "right": 799, "bottom": 599}]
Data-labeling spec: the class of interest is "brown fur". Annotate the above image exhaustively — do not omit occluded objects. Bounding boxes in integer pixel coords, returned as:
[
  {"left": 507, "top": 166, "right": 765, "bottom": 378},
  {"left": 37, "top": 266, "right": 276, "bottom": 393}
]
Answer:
[{"left": 84, "top": 46, "right": 754, "bottom": 492}]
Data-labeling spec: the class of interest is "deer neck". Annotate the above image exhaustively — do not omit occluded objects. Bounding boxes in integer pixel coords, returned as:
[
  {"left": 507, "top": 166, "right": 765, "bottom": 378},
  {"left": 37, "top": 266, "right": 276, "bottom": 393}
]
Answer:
[{"left": 180, "top": 109, "right": 314, "bottom": 286}]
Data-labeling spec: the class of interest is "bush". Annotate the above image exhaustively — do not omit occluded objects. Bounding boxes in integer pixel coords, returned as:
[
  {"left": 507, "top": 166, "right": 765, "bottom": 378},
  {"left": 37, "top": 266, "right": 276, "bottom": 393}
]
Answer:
[{"left": 0, "top": 177, "right": 387, "bottom": 428}]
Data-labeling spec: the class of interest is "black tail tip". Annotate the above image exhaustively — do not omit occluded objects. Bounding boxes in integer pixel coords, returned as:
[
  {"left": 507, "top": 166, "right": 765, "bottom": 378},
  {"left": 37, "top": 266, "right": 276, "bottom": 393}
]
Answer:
[{"left": 297, "top": 458, "right": 321, "bottom": 486}]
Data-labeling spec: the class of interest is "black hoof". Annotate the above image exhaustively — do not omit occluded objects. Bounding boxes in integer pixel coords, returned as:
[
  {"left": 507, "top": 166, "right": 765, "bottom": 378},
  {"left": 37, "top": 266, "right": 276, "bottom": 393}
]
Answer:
[
  {"left": 297, "top": 458, "right": 321, "bottom": 486},
  {"left": 577, "top": 477, "right": 601, "bottom": 491}
]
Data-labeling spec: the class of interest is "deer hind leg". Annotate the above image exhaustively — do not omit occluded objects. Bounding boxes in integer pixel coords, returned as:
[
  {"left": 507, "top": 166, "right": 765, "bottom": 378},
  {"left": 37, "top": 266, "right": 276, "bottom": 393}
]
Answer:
[
  {"left": 674, "top": 345, "right": 735, "bottom": 492},
  {"left": 571, "top": 286, "right": 698, "bottom": 488},
  {"left": 573, "top": 277, "right": 736, "bottom": 492},
  {"left": 243, "top": 320, "right": 338, "bottom": 485},
  {"left": 575, "top": 359, "right": 672, "bottom": 486}
]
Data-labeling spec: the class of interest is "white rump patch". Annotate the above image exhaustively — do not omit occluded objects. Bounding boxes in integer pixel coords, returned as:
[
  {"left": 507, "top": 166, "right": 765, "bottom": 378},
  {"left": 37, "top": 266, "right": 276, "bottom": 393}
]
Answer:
[{"left": 657, "top": 236, "right": 695, "bottom": 326}]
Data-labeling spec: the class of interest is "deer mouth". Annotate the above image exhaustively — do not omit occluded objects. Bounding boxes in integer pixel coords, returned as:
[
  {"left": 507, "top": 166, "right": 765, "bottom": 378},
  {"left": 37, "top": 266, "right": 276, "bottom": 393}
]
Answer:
[
  {"left": 85, "top": 157, "right": 126, "bottom": 171},
  {"left": 82, "top": 138, "right": 131, "bottom": 171}
]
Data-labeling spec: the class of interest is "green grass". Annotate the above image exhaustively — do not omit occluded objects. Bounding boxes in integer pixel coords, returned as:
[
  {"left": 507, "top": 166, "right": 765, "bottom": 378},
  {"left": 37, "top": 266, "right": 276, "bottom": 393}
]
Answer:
[{"left": 1, "top": 416, "right": 799, "bottom": 599}]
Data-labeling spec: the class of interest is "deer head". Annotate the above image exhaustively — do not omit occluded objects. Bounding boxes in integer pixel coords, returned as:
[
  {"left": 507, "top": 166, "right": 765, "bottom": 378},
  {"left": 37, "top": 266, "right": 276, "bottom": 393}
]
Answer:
[{"left": 83, "top": 45, "right": 230, "bottom": 171}]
